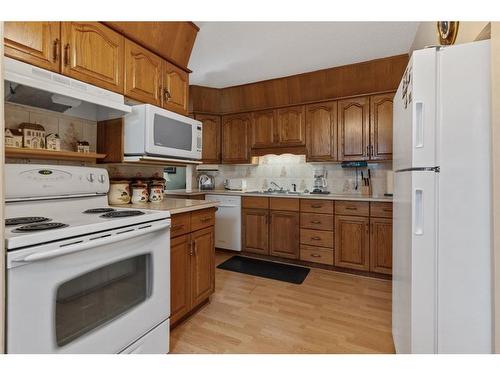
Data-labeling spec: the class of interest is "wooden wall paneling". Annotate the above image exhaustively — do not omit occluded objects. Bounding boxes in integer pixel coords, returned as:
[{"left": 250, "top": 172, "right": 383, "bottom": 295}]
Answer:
[
  {"left": 4, "top": 21, "right": 61, "bottom": 72},
  {"left": 189, "top": 85, "right": 221, "bottom": 114},
  {"left": 104, "top": 21, "right": 198, "bottom": 71}
]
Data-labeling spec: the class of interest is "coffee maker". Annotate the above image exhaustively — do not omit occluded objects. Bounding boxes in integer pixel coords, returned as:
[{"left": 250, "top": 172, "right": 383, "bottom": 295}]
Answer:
[{"left": 312, "top": 168, "right": 330, "bottom": 194}]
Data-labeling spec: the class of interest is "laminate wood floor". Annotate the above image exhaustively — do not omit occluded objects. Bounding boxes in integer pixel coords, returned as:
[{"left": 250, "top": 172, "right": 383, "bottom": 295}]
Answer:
[{"left": 170, "top": 252, "right": 395, "bottom": 354}]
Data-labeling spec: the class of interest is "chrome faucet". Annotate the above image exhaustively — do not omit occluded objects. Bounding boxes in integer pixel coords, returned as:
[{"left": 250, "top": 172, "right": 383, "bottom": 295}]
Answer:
[{"left": 270, "top": 181, "right": 284, "bottom": 191}]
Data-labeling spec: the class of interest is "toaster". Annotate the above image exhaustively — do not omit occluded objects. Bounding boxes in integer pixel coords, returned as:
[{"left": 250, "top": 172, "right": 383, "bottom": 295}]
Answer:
[{"left": 224, "top": 178, "right": 247, "bottom": 191}]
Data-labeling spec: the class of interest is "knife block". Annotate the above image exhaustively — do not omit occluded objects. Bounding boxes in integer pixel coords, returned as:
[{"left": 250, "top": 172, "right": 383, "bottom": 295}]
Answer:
[{"left": 360, "top": 185, "right": 372, "bottom": 196}]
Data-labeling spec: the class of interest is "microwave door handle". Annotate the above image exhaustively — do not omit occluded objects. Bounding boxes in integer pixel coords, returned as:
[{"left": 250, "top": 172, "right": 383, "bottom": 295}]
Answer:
[{"left": 18, "top": 222, "right": 170, "bottom": 263}]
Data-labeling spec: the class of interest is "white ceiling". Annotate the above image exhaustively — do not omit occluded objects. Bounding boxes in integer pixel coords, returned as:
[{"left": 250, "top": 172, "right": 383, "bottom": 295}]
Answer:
[{"left": 188, "top": 22, "right": 419, "bottom": 88}]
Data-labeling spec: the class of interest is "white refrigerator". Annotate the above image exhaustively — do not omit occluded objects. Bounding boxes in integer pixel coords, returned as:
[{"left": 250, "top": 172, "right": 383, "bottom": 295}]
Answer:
[{"left": 392, "top": 40, "right": 492, "bottom": 354}]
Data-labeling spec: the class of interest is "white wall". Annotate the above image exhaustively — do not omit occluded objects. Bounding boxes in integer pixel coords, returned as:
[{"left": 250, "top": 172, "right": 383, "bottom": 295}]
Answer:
[{"left": 410, "top": 21, "right": 489, "bottom": 52}]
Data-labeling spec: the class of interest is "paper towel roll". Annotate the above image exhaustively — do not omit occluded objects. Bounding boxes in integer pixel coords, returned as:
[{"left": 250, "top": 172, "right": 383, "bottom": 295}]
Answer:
[{"left": 386, "top": 170, "right": 394, "bottom": 195}]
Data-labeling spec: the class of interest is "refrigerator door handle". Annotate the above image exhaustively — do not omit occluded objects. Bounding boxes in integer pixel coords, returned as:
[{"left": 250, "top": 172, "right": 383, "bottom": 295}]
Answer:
[
  {"left": 414, "top": 188, "right": 424, "bottom": 235},
  {"left": 415, "top": 101, "right": 424, "bottom": 148}
]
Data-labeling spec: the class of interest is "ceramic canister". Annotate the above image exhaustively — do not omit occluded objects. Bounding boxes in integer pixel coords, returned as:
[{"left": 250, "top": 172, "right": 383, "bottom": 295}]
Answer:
[
  {"left": 131, "top": 183, "right": 149, "bottom": 204},
  {"left": 149, "top": 183, "right": 164, "bottom": 202},
  {"left": 108, "top": 180, "right": 131, "bottom": 205}
]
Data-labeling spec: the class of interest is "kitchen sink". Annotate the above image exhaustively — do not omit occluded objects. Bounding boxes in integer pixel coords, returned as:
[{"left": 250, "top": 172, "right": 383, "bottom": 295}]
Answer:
[{"left": 245, "top": 190, "right": 305, "bottom": 196}]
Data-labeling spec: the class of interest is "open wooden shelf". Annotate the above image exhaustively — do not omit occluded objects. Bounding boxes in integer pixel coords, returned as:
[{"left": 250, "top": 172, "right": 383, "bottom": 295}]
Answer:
[{"left": 5, "top": 147, "right": 107, "bottom": 162}]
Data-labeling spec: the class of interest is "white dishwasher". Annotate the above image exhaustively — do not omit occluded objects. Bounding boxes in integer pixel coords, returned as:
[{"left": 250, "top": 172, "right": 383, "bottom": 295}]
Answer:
[{"left": 205, "top": 195, "right": 241, "bottom": 251}]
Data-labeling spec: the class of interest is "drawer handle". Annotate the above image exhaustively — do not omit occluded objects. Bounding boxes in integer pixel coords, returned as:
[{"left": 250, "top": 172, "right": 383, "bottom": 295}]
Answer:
[
  {"left": 200, "top": 217, "right": 212, "bottom": 222},
  {"left": 383, "top": 209, "right": 392, "bottom": 212},
  {"left": 345, "top": 207, "right": 357, "bottom": 210},
  {"left": 311, "top": 220, "right": 321, "bottom": 224},
  {"left": 311, "top": 236, "right": 322, "bottom": 240},
  {"left": 171, "top": 224, "right": 184, "bottom": 230},
  {"left": 311, "top": 204, "right": 322, "bottom": 208},
  {"left": 310, "top": 253, "right": 321, "bottom": 258}
]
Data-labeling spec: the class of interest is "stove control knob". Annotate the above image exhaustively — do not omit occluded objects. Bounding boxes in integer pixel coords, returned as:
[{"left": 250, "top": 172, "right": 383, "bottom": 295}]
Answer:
[
  {"left": 98, "top": 174, "right": 106, "bottom": 183},
  {"left": 87, "top": 173, "right": 95, "bottom": 183}
]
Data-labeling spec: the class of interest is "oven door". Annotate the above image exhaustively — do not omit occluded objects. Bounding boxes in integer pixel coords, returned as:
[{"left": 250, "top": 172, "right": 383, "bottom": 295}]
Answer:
[
  {"left": 144, "top": 106, "right": 201, "bottom": 160},
  {"left": 7, "top": 220, "right": 170, "bottom": 354}
]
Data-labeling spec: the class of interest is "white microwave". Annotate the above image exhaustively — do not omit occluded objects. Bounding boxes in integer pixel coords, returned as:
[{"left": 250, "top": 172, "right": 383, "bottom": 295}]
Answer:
[{"left": 124, "top": 104, "right": 202, "bottom": 160}]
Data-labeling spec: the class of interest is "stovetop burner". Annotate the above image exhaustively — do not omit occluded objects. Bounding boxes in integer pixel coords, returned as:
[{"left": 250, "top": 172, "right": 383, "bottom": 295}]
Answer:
[
  {"left": 13, "top": 222, "right": 69, "bottom": 232},
  {"left": 100, "top": 210, "right": 145, "bottom": 218},
  {"left": 6, "top": 217, "right": 51, "bottom": 226},
  {"left": 83, "top": 208, "right": 116, "bottom": 214}
]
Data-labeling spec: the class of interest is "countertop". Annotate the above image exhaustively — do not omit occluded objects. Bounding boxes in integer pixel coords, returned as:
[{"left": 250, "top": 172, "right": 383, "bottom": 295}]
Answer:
[
  {"left": 165, "top": 189, "right": 393, "bottom": 203},
  {"left": 112, "top": 198, "right": 219, "bottom": 215}
]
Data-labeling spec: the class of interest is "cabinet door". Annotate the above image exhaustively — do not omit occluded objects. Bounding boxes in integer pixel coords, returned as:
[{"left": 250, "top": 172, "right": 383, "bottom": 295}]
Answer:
[
  {"left": 370, "top": 93, "right": 394, "bottom": 160},
  {"left": 334, "top": 215, "right": 370, "bottom": 271},
  {"left": 251, "top": 110, "right": 277, "bottom": 148},
  {"left": 221, "top": 113, "right": 251, "bottom": 164},
  {"left": 4, "top": 22, "right": 61, "bottom": 72},
  {"left": 163, "top": 61, "right": 189, "bottom": 114},
  {"left": 170, "top": 234, "right": 191, "bottom": 325},
  {"left": 276, "top": 105, "right": 306, "bottom": 146},
  {"left": 242, "top": 209, "right": 269, "bottom": 255},
  {"left": 338, "top": 97, "right": 370, "bottom": 161},
  {"left": 370, "top": 217, "right": 393, "bottom": 274},
  {"left": 190, "top": 227, "right": 215, "bottom": 308},
  {"left": 61, "top": 22, "right": 124, "bottom": 93},
  {"left": 196, "top": 114, "right": 221, "bottom": 163},
  {"left": 306, "top": 101, "right": 337, "bottom": 161},
  {"left": 124, "top": 39, "right": 162, "bottom": 106},
  {"left": 269, "top": 211, "right": 300, "bottom": 259}
]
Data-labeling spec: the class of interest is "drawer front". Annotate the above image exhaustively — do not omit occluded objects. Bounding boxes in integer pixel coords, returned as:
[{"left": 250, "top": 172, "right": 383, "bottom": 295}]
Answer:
[
  {"left": 300, "top": 213, "right": 334, "bottom": 231},
  {"left": 242, "top": 196, "right": 269, "bottom": 209},
  {"left": 335, "top": 201, "right": 369, "bottom": 216},
  {"left": 171, "top": 212, "right": 191, "bottom": 238},
  {"left": 190, "top": 208, "right": 215, "bottom": 232},
  {"left": 300, "top": 228, "right": 334, "bottom": 248},
  {"left": 300, "top": 199, "right": 334, "bottom": 214},
  {"left": 370, "top": 202, "right": 393, "bottom": 218},
  {"left": 300, "top": 245, "right": 334, "bottom": 265},
  {"left": 270, "top": 197, "right": 300, "bottom": 212}
]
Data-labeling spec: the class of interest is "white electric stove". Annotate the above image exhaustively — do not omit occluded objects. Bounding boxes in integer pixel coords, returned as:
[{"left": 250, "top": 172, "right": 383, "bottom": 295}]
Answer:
[{"left": 4, "top": 164, "right": 171, "bottom": 354}]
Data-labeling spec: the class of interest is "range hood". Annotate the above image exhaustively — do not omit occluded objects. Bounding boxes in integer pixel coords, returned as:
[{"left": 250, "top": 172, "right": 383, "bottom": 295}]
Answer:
[{"left": 4, "top": 57, "right": 131, "bottom": 121}]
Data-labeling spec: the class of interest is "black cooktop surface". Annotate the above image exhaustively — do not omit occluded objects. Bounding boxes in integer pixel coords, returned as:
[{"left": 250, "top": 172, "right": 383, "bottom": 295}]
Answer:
[
  {"left": 6, "top": 216, "right": 51, "bottom": 226},
  {"left": 13, "top": 222, "right": 69, "bottom": 232},
  {"left": 83, "top": 208, "right": 116, "bottom": 214},
  {"left": 100, "top": 210, "right": 145, "bottom": 218}
]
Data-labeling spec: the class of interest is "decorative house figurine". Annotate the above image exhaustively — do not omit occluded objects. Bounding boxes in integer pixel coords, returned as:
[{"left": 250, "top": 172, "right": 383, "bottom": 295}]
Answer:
[
  {"left": 76, "top": 140, "right": 90, "bottom": 153},
  {"left": 5, "top": 129, "right": 23, "bottom": 148},
  {"left": 45, "top": 133, "right": 61, "bottom": 151},
  {"left": 19, "top": 122, "right": 45, "bottom": 149}
]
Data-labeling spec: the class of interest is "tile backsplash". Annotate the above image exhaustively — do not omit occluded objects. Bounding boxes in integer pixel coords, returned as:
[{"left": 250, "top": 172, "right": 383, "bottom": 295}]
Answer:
[{"left": 197, "top": 154, "right": 392, "bottom": 197}]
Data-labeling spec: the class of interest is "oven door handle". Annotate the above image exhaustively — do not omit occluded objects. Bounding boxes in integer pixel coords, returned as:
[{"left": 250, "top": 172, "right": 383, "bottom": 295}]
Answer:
[{"left": 19, "top": 222, "right": 171, "bottom": 263}]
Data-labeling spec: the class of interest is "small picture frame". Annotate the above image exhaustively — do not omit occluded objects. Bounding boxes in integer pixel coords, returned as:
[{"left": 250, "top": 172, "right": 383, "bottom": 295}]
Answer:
[{"left": 164, "top": 167, "right": 177, "bottom": 174}]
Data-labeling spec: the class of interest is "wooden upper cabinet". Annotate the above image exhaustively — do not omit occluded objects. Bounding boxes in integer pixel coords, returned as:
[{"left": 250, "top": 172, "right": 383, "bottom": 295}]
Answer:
[
  {"left": 251, "top": 110, "right": 277, "bottom": 148},
  {"left": 370, "top": 93, "right": 394, "bottom": 160},
  {"left": 4, "top": 22, "right": 61, "bottom": 72},
  {"left": 61, "top": 22, "right": 124, "bottom": 93},
  {"left": 269, "top": 211, "right": 300, "bottom": 259},
  {"left": 163, "top": 61, "right": 189, "bottom": 114},
  {"left": 276, "top": 105, "right": 306, "bottom": 146},
  {"left": 335, "top": 215, "right": 370, "bottom": 271},
  {"left": 196, "top": 114, "right": 221, "bottom": 164},
  {"left": 221, "top": 113, "right": 251, "bottom": 164},
  {"left": 124, "top": 39, "right": 162, "bottom": 106},
  {"left": 242, "top": 208, "right": 269, "bottom": 255},
  {"left": 370, "top": 217, "right": 393, "bottom": 275},
  {"left": 190, "top": 227, "right": 215, "bottom": 307},
  {"left": 306, "top": 101, "right": 338, "bottom": 161},
  {"left": 338, "top": 97, "right": 370, "bottom": 161}
]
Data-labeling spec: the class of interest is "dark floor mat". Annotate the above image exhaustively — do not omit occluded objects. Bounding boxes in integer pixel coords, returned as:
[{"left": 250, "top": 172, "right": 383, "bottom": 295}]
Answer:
[{"left": 217, "top": 255, "right": 310, "bottom": 284}]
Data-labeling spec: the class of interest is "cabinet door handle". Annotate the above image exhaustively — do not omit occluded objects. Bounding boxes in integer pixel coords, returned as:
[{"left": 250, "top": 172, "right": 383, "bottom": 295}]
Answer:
[
  {"left": 64, "top": 43, "right": 70, "bottom": 66},
  {"left": 311, "top": 220, "right": 321, "bottom": 224},
  {"left": 193, "top": 241, "right": 197, "bottom": 256},
  {"left": 189, "top": 241, "right": 194, "bottom": 256},
  {"left": 311, "top": 236, "right": 322, "bottom": 241},
  {"left": 200, "top": 217, "right": 212, "bottom": 222},
  {"left": 171, "top": 224, "right": 184, "bottom": 230},
  {"left": 371, "top": 145, "right": 374, "bottom": 157},
  {"left": 164, "top": 88, "right": 172, "bottom": 101},
  {"left": 52, "top": 38, "right": 59, "bottom": 62},
  {"left": 310, "top": 253, "right": 321, "bottom": 258},
  {"left": 366, "top": 145, "right": 369, "bottom": 157}
]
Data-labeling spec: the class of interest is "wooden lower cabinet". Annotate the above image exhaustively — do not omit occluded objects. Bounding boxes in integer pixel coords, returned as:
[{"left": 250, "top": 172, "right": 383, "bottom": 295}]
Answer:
[
  {"left": 190, "top": 227, "right": 215, "bottom": 306},
  {"left": 370, "top": 217, "right": 393, "bottom": 274},
  {"left": 242, "top": 208, "right": 269, "bottom": 255},
  {"left": 170, "top": 209, "right": 215, "bottom": 326},
  {"left": 170, "top": 234, "right": 191, "bottom": 324},
  {"left": 334, "top": 215, "right": 370, "bottom": 271},
  {"left": 269, "top": 210, "right": 300, "bottom": 259}
]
